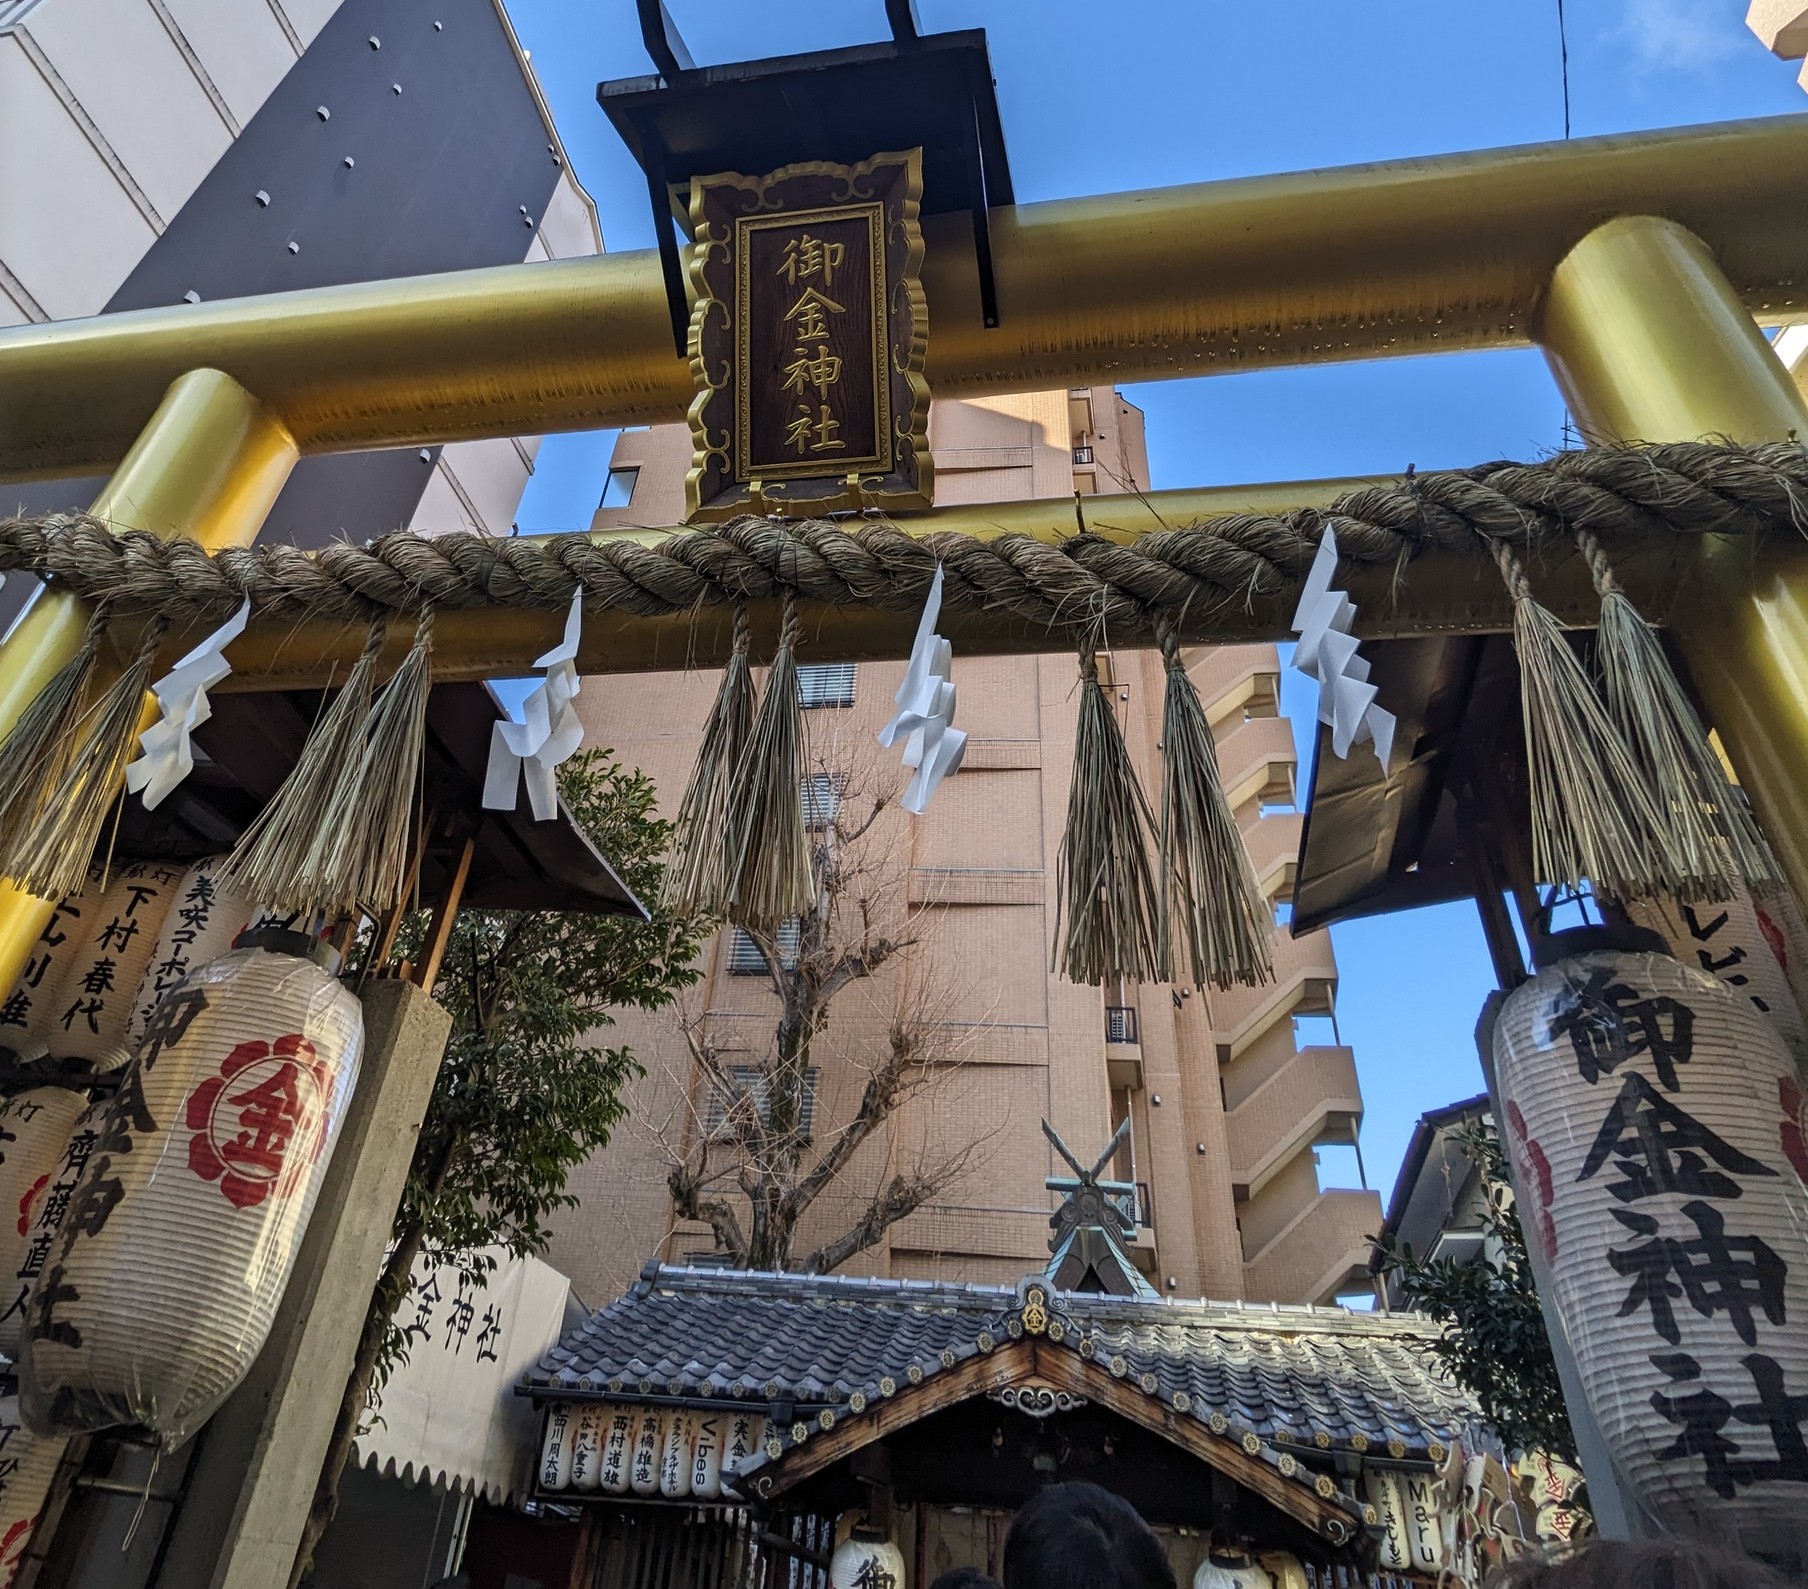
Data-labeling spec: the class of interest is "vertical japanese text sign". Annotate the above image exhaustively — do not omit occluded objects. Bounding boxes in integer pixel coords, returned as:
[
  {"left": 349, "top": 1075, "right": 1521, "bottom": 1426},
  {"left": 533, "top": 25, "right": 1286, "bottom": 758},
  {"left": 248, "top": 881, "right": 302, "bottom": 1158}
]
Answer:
[{"left": 684, "top": 148, "right": 931, "bottom": 521}]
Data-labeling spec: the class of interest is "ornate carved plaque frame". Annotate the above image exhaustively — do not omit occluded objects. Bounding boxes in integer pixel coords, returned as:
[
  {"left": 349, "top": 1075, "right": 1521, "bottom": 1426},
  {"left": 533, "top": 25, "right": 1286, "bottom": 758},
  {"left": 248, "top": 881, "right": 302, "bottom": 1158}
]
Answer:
[{"left": 684, "top": 148, "right": 931, "bottom": 521}]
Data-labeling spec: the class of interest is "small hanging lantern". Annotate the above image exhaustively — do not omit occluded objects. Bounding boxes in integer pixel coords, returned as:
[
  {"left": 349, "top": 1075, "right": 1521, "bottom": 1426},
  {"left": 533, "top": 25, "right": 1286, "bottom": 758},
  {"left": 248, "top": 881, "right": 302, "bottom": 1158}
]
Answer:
[
  {"left": 0, "top": 1395, "right": 64, "bottom": 1586},
  {"left": 629, "top": 1408, "right": 663, "bottom": 1496},
  {"left": 831, "top": 1525, "right": 906, "bottom": 1589},
  {"left": 0, "top": 1092, "right": 99, "bottom": 1360},
  {"left": 19, "top": 929, "right": 363, "bottom": 1446},
  {"left": 1493, "top": 927, "right": 1808, "bottom": 1549},
  {"left": 1400, "top": 1467, "right": 1446, "bottom": 1574},
  {"left": 1255, "top": 1556, "right": 1308, "bottom": 1589},
  {"left": 0, "top": 875, "right": 99, "bottom": 1056},
  {"left": 539, "top": 1402, "right": 575, "bottom": 1491},
  {"left": 43, "top": 860, "right": 185, "bottom": 1072},
  {"left": 1191, "top": 1554, "right": 1268, "bottom": 1589},
  {"left": 599, "top": 1404, "right": 635, "bottom": 1495},
  {"left": 660, "top": 1408, "right": 695, "bottom": 1498},
  {"left": 568, "top": 1404, "right": 605, "bottom": 1493},
  {"left": 121, "top": 856, "right": 255, "bottom": 1049},
  {"left": 690, "top": 1410, "right": 724, "bottom": 1499},
  {"left": 722, "top": 1411, "right": 766, "bottom": 1494},
  {"left": 1362, "top": 1468, "right": 1411, "bottom": 1572}
]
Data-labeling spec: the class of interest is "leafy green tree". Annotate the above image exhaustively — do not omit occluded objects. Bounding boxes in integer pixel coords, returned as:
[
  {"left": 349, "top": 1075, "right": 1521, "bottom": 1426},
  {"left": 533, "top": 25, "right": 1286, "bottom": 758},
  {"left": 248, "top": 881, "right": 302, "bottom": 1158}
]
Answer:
[
  {"left": 292, "top": 749, "right": 704, "bottom": 1588},
  {"left": 1374, "top": 1120, "right": 1578, "bottom": 1464}
]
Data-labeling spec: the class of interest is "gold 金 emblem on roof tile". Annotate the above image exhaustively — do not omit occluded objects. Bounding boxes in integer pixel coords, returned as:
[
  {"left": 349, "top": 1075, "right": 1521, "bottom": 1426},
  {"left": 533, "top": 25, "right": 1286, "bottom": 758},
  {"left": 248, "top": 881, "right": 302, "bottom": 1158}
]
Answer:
[
  {"left": 1047, "top": 1320, "right": 1066, "bottom": 1343},
  {"left": 1363, "top": 1504, "right": 1379, "bottom": 1527},
  {"left": 1242, "top": 1433, "right": 1263, "bottom": 1456},
  {"left": 638, "top": 1379, "right": 652, "bottom": 1394},
  {"left": 1172, "top": 1391, "right": 1191, "bottom": 1413},
  {"left": 729, "top": 1381, "right": 745, "bottom": 1398},
  {"left": 880, "top": 1376, "right": 897, "bottom": 1397},
  {"left": 766, "top": 1437, "right": 784, "bottom": 1460},
  {"left": 850, "top": 1391, "right": 868, "bottom": 1414},
  {"left": 1314, "top": 1431, "right": 1331, "bottom": 1449},
  {"left": 610, "top": 1378, "right": 623, "bottom": 1393},
  {"left": 1429, "top": 1441, "right": 1447, "bottom": 1463},
  {"left": 1006, "top": 1318, "right": 1023, "bottom": 1340},
  {"left": 1023, "top": 1287, "right": 1049, "bottom": 1335},
  {"left": 1139, "top": 1373, "right": 1157, "bottom": 1394},
  {"left": 1278, "top": 1454, "right": 1298, "bottom": 1477},
  {"left": 941, "top": 1349, "right": 957, "bottom": 1369},
  {"left": 1110, "top": 1356, "right": 1128, "bottom": 1378},
  {"left": 818, "top": 1410, "right": 835, "bottom": 1431},
  {"left": 791, "top": 1421, "right": 809, "bottom": 1443},
  {"left": 1350, "top": 1433, "right": 1369, "bottom": 1452},
  {"left": 978, "top": 1332, "right": 996, "bottom": 1353},
  {"left": 1387, "top": 1439, "right": 1406, "bottom": 1458},
  {"left": 1209, "top": 1413, "right": 1229, "bottom": 1434},
  {"left": 1316, "top": 1475, "right": 1336, "bottom": 1499},
  {"left": 668, "top": 1379, "right": 683, "bottom": 1395},
  {"left": 765, "top": 1382, "right": 781, "bottom": 1399},
  {"left": 908, "top": 1365, "right": 924, "bottom": 1384}
]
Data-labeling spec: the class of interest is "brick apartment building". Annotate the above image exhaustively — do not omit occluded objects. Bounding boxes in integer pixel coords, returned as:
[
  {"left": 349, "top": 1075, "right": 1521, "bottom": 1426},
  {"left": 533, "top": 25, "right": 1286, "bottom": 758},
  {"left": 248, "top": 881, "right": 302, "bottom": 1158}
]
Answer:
[{"left": 552, "top": 386, "right": 1383, "bottom": 1310}]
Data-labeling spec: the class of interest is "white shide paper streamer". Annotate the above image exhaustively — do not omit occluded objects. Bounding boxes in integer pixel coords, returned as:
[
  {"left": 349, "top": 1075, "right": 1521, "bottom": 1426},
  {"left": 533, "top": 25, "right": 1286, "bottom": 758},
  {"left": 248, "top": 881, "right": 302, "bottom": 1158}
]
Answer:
[
  {"left": 1289, "top": 529, "right": 1395, "bottom": 769},
  {"left": 877, "top": 564, "right": 966, "bottom": 814},
  {"left": 483, "top": 592, "right": 585, "bottom": 821},
  {"left": 125, "top": 598, "right": 251, "bottom": 811}
]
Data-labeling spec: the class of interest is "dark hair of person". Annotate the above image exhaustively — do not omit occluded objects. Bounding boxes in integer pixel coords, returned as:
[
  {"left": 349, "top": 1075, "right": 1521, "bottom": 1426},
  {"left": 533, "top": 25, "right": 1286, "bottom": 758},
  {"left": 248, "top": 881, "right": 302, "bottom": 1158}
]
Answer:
[
  {"left": 929, "top": 1570, "right": 1004, "bottom": 1589},
  {"left": 1486, "top": 1538, "right": 1795, "bottom": 1589},
  {"left": 1003, "top": 1482, "right": 1176, "bottom": 1589}
]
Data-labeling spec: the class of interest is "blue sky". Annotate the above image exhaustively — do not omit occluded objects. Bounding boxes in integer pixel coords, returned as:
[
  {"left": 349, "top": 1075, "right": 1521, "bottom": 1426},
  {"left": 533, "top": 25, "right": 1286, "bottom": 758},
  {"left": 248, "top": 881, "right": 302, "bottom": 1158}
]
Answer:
[{"left": 506, "top": 0, "right": 1807, "bottom": 1212}]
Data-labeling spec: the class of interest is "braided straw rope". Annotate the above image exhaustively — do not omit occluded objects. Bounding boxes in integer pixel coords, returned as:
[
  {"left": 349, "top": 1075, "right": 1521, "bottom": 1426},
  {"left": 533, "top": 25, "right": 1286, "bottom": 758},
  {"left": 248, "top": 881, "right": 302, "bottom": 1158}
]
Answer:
[{"left": 1, "top": 441, "right": 1803, "bottom": 630}]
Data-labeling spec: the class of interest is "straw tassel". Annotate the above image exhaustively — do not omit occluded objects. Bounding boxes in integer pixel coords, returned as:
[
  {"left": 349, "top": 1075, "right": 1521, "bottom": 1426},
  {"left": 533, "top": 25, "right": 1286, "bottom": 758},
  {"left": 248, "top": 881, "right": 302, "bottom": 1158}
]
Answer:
[
  {"left": 1491, "top": 539, "right": 1682, "bottom": 903},
  {"left": 307, "top": 607, "right": 435, "bottom": 917},
  {"left": 725, "top": 593, "right": 812, "bottom": 932},
  {"left": 221, "top": 619, "right": 385, "bottom": 913},
  {"left": 0, "top": 605, "right": 107, "bottom": 858},
  {"left": 4, "top": 617, "right": 169, "bottom": 901},
  {"left": 1579, "top": 530, "right": 1776, "bottom": 899},
  {"left": 662, "top": 603, "right": 754, "bottom": 919},
  {"left": 1155, "top": 620, "right": 1274, "bottom": 990},
  {"left": 1055, "top": 643, "right": 1164, "bottom": 986}
]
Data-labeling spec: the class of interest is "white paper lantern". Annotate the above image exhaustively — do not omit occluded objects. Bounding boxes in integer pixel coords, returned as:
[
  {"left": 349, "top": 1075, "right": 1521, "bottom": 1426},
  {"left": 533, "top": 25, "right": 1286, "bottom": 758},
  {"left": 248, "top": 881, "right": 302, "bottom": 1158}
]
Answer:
[
  {"left": 599, "top": 1404, "right": 635, "bottom": 1495},
  {"left": 0, "top": 1395, "right": 63, "bottom": 1587},
  {"left": 1363, "top": 1468, "right": 1410, "bottom": 1571},
  {"left": 1256, "top": 1556, "right": 1306, "bottom": 1589},
  {"left": 568, "top": 1404, "right": 605, "bottom": 1493},
  {"left": 831, "top": 1532, "right": 906, "bottom": 1589},
  {"left": 1630, "top": 891, "right": 1808, "bottom": 1071},
  {"left": 1495, "top": 946, "right": 1808, "bottom": 1550},
  {"left": 19, "top": 938, "right": 363, "bottom": 1446},
  {"left": 629, "top": 1409, "right": 663, "bottom": 1496},
  {"left": 43, "top": 861, "right": 185, "bottom": 1072},
  {"left": 659, "top": 1409, "right": 694, "bottom": 1498},
  {"left": 122, "top": 857, "right": 255, "bottom": 1050},
  {"left": 539, "top": 1402, "right": 575, "bottom": 1491},
  {"left": 722, "top": 1411, "right": 766, "bottom": 1494},
  {"left": 691, "top": 1410, "right": 724, "bottom": 1499},
  {"left": 1400, "top": 1468, "right": 1446, "bottom": 1573},
  {"left": 0, "top": 876, "right": 99, "bottom": 1057},
  {"left": 1191, "top": 1556, "right": 1266, "bottom": 1589},
  {"left": 0, "top": 1093, "right": 100, "bottom": 1361}
]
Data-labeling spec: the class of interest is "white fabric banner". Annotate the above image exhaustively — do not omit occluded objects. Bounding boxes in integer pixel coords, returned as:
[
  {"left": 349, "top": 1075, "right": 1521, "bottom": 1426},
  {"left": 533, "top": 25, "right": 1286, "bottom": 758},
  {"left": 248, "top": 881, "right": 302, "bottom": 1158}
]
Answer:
[{"left": 353, "top": 1247, "right": 570, "bottom": 1504}]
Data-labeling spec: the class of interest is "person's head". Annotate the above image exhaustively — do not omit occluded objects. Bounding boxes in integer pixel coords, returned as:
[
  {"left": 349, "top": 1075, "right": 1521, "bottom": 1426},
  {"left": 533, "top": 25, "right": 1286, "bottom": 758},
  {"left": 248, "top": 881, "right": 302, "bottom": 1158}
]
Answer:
[
  {"left": 1486, "top": 1539, "right": 1794, "bottom": 1589},
  {"left": 1003, "top": 1482, "right": 1176, "bottom": 1589},
  {"left": 929, "top": 1570, "right": 1003, "bottom": 1589}
]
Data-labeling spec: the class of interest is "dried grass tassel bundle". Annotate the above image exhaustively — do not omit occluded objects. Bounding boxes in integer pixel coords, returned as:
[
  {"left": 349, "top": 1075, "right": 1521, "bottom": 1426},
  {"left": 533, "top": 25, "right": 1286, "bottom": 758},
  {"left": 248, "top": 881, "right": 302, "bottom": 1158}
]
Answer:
[
  {"left": 661, "top": 604, "right": 755, "bottom": 919},
  {"left": 4, "top": 616, "right": 169, "bottom": 901},
  {"left": 1055, "top": 643, "right": 1164, "bottom": 986},
  {"left": 1579, "top": 531, "right": 1775, "bottom": 899},
  {"left": 221, "top": 619, "right": 385, "bottom": 911},
  {"left": 1155, "top": 620, "right": 1274, "bottom": 991},
  {"left": 306, "top": 607, "right": 435, "bottom": 917},
  {"left": 0, "top": 605, "right": 107, "bottom": 857},
  {"left": 725, "top": 592, "right": 812, "bottom": 932},
  {"left": 1492, "top": 539, "right": 1681, "bottom": 903}
]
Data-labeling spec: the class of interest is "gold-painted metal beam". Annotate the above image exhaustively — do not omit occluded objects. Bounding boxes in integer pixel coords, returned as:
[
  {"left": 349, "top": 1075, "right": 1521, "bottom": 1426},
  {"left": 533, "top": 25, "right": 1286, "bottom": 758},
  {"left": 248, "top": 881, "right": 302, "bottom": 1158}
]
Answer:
[
  {"left": 1536, "top": 215, "right": 1808, "bottom": 908},
  {"left": 200, "top": 475, "right": 1697, "bottom": 691},
  {"left": 7, "top": 116, "right": 1808, "bottom": 481},
  {"left": 0, "top": 369, "right": 296, "bottom": 988}
]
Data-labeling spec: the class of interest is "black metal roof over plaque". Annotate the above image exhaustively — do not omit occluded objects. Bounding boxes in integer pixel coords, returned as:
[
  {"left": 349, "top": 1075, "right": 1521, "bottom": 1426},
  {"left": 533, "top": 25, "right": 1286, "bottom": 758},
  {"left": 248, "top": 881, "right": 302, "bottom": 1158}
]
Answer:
[{"left": 600, "top": 10, "right": 1014, "bottom": 353}]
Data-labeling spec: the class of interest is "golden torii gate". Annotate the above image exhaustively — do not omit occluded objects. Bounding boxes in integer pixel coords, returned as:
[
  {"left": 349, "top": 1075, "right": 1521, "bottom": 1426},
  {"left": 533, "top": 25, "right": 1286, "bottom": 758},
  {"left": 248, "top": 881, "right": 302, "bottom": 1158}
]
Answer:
[{"left": 4, "top": 112, "right": 1808, "bottom": 981}]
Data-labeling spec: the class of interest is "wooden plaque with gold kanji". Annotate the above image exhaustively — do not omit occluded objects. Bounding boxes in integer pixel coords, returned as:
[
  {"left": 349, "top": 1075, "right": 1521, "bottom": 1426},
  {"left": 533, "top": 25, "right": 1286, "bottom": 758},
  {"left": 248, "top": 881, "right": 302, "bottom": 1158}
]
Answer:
[{"left": 684, "top": 148, "right": 931, "bottom": 521}]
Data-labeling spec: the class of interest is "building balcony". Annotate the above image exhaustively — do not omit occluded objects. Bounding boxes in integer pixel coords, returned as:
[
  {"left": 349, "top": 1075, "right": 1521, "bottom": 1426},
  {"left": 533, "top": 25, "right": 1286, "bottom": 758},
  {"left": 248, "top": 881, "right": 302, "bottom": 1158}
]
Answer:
[
  {"left": 1187, "top": 646, "right": 1282, "bottom": 727},
  {"left": 1227, "top": 1045, "right": 1363, "bottom": 1201},
  {"left": 1241, "top": 809, "right": 1304, "bottom": 902},
  {"left": 1215, "top": 716, "right": 1297, "bottom": 811},
  {"left": 1242, "top": 1188, "right": 1384, "bottom": 1305},
  {"left": 1208, "top": 926, "right": 1340, "bottom": 1060}
]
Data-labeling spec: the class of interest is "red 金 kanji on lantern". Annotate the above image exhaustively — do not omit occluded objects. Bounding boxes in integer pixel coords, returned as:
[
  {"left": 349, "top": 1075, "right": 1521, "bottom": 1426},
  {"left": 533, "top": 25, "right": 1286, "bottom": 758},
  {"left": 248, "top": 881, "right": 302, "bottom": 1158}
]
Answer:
[{"left": 183, "top": 1035, "right": 333, "bottom": 1210}]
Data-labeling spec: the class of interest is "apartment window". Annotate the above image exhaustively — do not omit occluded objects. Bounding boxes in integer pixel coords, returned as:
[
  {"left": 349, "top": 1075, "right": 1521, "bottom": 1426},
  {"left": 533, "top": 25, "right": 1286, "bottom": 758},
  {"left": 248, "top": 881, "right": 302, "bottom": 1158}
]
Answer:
[
  {"left": 798, "top": 663, "right": 856, "bottom": 708},
  {"left": 1067, "top": 392, "right": 1094, "bottom": 442},
  {"left": 802, "top": 772, "right": 844, "bottom": 830},
  {"left": 599, "top": 466, "right": 639, "bottom": 509},
  {"left": 1105, "top": 1006, "right": 1139, "bottom": 1045},
  {"left": 1072, "top": 445, "right": 1094, "bottom": 466},
  {"left": 727, "top": 920, "right": 800, "bottom": 974},
  {"left": 704, "top": 1064, "right": 819, "bottom": 1140}
]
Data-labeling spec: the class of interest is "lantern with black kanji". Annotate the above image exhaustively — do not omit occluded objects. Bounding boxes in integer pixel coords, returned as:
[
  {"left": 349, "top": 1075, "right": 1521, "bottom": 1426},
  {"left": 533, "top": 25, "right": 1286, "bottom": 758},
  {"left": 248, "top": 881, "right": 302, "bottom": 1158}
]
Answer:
[
  {"left": 539, "top": 1402, "right": 575, "bottom": 1490},
  {"left": 0, "top": 1395, "right": 63, "bottom": 1587},
  {"left": 43, "top": 860, "right": 185, "bottom": 1071},
  {"left": 721, "top": 1410, "right": 765, "bottom": 1496},
  {"left": 0, "top": 1093, "right": 101, "bottom": 1360},
  {"left": 121, "top": 856, "right": 255, "bottom": 1050},
  {"left": 1494, "top": 928, "right": 1808, "bottom": 1549},
  {"left": 0, "top": 874, "right": 98, "bottom": 1058},
  {"left": 18, "top": 929, "right": 362, "bottom": 1446},
  {"left": 830, "top": 1526, "right": 906, "bottom": 1589}
]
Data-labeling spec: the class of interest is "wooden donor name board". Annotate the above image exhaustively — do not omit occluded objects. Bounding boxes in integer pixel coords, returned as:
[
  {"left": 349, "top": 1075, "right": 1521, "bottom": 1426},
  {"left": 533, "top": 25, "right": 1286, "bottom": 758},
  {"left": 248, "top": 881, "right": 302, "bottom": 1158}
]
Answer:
[{"left": 684, "top": 148, "right": 931, "bottom": 521}]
